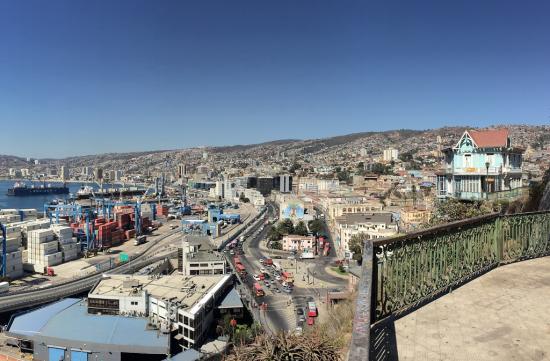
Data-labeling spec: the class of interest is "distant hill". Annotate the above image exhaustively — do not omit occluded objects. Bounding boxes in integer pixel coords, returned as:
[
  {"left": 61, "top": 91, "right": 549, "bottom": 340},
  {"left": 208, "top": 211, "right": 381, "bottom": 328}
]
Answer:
[{"left": 1, "top": 125, "right": 548, "bottom": 173}]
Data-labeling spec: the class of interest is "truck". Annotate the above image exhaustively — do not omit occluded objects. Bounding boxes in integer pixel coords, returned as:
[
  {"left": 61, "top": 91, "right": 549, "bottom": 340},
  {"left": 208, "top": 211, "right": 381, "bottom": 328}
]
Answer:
[
  {"left": 134, "top": 235, "right": 147, "bottom": 246},
  {"left": 300, "top": 252, "right": 315, "bottom": 259},
  {"left": 0, "top": 281, "right": 9, "bottom": 294}
]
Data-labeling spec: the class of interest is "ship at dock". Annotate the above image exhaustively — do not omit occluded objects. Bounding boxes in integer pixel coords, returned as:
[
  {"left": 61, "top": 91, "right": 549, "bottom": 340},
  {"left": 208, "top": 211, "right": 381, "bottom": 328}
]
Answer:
[
  {"left": 6, "top": 181, "right": 69, "bottom": 196},
  {"left": 75, "top": 185, "right": 146, "bottom": 199}
]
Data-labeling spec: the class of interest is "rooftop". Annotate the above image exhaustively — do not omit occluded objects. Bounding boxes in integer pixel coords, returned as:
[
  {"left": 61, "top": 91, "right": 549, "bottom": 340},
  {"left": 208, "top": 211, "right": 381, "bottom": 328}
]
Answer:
[
  {"left": 336, "top": 212, "right": 395, "bottom": 226},
  {"left": 90, "top": 274, "right": 231, "bottom": 309},
  {"left": 186, "top": 250, "right": 226, "bottom": 262},
  {"left": 7, "top": 298, "right": 169, "bottom": 354},
  {"left": 468, "top": 128, "right": 509, "bottom": 148}
]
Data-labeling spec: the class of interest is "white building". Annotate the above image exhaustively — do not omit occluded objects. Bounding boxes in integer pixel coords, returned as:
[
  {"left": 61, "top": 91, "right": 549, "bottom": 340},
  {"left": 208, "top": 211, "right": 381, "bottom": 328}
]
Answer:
[
  {"left": 88, "top": 273, "right": 235, "bottom": 350},
  {"left": 280, "top": 175, "right": 292, "bottom": 193},
  {"left": 180, "top": 235, "right": 227, "bottom": 276},
  {"left": 61, "top": 166, "right": 69, "bottom": 181},
  {"left": 282, "top": 235, "right": 316, "bottom": 253},
  {"left": 82, "top": 166, "right": 93, "bottom": 176},
  {"left": 383, "top": 148, "right": 399, "bottom": 162},
  {"left": 335, "top": 213, "right": 398, "bottom": 258},
  {"left": 113, "top": 170, "right": 123, "bottom": 182}
]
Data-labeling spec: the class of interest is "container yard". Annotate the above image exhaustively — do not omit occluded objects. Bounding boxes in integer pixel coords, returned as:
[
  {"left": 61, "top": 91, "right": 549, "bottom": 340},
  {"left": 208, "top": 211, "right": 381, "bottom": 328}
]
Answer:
[{"left": 0, "top": 201, "right": 169, "bottom": 285}]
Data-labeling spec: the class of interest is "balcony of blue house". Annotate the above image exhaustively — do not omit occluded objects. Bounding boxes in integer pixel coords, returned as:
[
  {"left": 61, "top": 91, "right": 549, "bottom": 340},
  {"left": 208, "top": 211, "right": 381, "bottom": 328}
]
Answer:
[{"left": 454, "top": 187, "right": 528, "bottom": 202}]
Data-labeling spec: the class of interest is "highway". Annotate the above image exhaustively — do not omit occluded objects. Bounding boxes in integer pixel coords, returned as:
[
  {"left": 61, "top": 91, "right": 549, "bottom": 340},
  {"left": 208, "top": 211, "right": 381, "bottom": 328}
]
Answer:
[{"left": 0, "top": 228, "right": 182, "bottom": 313}]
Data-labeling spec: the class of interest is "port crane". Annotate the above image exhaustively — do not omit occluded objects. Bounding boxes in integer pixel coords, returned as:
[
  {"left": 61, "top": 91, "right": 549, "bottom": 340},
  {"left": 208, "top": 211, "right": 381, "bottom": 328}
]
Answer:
[{"left": 43, "top": 203, "right": 98, "bottom": 251}]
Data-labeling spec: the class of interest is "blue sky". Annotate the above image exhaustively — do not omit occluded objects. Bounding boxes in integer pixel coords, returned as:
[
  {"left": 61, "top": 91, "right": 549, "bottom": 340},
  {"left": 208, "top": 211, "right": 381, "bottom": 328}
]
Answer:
[{"left": 1, "top": 0, "right": 549, "bottom": 158}]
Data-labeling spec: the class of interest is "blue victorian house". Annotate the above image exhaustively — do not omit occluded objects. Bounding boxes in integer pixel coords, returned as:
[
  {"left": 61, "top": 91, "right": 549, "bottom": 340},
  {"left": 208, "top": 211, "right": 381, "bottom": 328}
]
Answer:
[{"left": 437, "top": 129, "right": 524, "bottom": 201}]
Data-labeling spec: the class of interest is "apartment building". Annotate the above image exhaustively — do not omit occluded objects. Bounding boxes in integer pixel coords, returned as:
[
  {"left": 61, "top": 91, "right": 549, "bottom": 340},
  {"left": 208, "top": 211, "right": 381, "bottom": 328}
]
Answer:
[{"left": 334, "top": 212, "right": 398, "bottom": 258}]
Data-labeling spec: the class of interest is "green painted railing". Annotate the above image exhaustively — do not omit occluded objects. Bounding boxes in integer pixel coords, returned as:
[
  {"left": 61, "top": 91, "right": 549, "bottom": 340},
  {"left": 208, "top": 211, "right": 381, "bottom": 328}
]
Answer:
[
  {"left": 348, "top": 210, "right": 550, "bottom": 361},
  {"left": 373, "top": 211, "right": 550, "bottom": 320}
]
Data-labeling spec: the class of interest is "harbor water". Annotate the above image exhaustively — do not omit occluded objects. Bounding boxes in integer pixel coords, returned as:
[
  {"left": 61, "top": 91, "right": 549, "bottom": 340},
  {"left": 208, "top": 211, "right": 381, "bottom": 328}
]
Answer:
[{"left": 0, "top": 180, "right": 115, "bottom": 210}]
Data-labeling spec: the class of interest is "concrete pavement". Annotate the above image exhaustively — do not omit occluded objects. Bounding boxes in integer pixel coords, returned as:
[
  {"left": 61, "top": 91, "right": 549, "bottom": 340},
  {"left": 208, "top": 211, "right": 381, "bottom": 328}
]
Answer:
[{"left": 395, "top": 256, "right": 550, "bottom": 361}]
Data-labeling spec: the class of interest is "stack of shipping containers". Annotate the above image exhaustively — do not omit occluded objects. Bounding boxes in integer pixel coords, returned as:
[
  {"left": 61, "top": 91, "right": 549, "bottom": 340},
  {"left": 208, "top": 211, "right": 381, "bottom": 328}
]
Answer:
[
  {"left": 25, "top": 229, "right": 63, "bottom": 272},
  {"left": 4, "top": 225, "right": 24, "bottom": 278}
]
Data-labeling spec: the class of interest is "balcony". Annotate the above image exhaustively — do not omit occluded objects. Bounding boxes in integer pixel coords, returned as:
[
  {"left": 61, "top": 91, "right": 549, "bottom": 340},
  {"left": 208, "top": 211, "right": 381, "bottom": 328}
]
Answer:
[
  {"left": 453, "top": 187, "right": 528, "bottom": 201},
  {"left": 444, "top": 166, "right": 522, "bottom": 175},
  {"left": 347, "top": 211, "right": 550, "bottom": 361}
]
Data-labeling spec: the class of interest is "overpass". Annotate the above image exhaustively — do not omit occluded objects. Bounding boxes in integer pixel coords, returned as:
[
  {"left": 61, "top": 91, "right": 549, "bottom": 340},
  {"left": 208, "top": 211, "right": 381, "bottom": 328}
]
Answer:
[{"left": 348, "top": 210, "right": 550, "bottom": 360}]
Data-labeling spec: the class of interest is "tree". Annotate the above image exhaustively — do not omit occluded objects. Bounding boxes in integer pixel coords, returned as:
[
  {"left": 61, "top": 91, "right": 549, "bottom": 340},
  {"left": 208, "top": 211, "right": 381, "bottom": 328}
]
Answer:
[
  {"left": 426, "top": 198, "right": 492, "bottom": 226},
  {"left": 289, "top": 162, "right": 301, "bottom": 173},
  {"left": 399, "top": 151, "right": 414, "bottom": 162},
  {"left": 371, "top": 162, "right": 392, "bottom": 175},
  {"left": 349, "top": 233, "right": 368, "bottom": 262},
  {"left": 270, "top": 241, "right": 282, "bottom": 250},
  {"left": 227, "top": 331, "right": 343, "bottom": 361},
  {"left": 308, "top": 219, "right": 324, "bottom": 235},
  {"left": 294, "top": 221, "right": 308, "bottom": 236},
  {"left": 277, "top": 219, "right": 294, "bottom": 235},
  {"left": 268, "top": 227, "right": 282, "bottom": 243}
]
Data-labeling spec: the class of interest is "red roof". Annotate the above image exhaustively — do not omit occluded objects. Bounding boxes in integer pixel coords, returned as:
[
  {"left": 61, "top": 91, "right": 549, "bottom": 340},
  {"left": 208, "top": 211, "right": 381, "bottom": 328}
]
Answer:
[{"left": 468, "top": 129, "right": 509, "bottom": 148}]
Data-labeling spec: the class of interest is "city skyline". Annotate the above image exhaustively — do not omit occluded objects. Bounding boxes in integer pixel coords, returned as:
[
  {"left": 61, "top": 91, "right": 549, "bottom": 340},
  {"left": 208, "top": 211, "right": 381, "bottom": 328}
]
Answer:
[{"left": 1, "top": 0, "right": 549, "bottom": 158}]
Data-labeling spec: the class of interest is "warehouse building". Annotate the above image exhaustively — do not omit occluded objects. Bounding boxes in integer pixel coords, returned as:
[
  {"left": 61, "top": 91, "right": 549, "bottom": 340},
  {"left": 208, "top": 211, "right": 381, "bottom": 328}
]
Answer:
[{"left": 6, "top": 298, "right": 171, "bottom": 361}]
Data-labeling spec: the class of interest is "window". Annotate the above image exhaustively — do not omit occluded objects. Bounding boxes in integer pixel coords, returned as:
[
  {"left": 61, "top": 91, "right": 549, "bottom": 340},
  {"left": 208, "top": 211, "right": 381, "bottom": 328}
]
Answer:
[
  {"left": 463, "top": 154, "right": 472, "bottom": 167},
  {"left": 130, "top": 301, "right": 138, "bottom": 306},
  {"left": 486, "top": 153, "right": 494, "bottom": 167}
]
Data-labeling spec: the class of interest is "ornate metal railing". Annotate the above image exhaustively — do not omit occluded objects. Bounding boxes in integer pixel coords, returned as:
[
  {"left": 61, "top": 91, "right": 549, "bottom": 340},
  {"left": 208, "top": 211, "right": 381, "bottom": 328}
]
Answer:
[{"left": 348, "top": 210, "right": 550, "bottom": 361}]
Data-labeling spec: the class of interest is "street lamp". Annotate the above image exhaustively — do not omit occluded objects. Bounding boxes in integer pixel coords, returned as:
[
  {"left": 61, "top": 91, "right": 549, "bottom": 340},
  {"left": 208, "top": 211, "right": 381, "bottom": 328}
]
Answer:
[{"left": 485, "top": 161, "right": 490, "bottom": 199}]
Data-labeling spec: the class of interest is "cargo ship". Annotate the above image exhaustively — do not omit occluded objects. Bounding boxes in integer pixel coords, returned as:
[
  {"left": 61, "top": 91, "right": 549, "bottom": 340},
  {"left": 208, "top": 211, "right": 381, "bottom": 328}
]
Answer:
[
  {"left": 75, "top": 185, "right": 146, "bottom": 200},
  {"left": 6, "top": 181, "right": 70, "bottom": 196}
]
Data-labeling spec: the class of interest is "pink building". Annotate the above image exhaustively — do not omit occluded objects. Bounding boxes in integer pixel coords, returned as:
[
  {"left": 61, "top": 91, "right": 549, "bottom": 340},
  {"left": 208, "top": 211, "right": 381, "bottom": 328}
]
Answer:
[{"left": 282, "top": 235, "right": 316, "bottom": 252}]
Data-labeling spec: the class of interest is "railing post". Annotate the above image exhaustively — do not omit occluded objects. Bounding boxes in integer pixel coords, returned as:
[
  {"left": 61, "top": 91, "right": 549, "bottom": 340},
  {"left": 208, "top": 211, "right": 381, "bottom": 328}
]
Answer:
[
  {"left": 348, "top": 239, "right": 373, "bottom": 361},
  {"left": 495, "top": 216, "right": 503, "bottom": 263}
]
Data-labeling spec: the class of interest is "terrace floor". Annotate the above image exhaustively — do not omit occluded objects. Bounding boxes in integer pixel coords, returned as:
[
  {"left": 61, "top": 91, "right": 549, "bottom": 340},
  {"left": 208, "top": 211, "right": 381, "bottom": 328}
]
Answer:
[{"left": 395, "top": 256, "right": 550, "bottom": 361}]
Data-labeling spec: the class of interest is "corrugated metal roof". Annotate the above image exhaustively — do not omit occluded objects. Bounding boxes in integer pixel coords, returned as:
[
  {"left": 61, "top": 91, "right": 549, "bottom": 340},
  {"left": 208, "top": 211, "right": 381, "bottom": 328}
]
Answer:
[
  {"left": 8, "top": 298, "right": 79, "bottom": 337},
  {"left": 163, "top": 349, "right": 201, "bottom": 361},
  {"left": 217, "top": 288, "right": 243, "bottom": 309},
  {"left": 8, "top": 298, "right": 169, "bottom": 352}
]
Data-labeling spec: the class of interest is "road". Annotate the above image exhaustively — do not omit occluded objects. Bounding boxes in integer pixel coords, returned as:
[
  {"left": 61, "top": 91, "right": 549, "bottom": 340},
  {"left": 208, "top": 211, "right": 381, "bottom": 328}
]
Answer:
[
  {"left": 238, "top": 202, "right": 349, "bottom": 333},
  {"left": 241, "top": 205, "right": 294, "bottom": 333}
]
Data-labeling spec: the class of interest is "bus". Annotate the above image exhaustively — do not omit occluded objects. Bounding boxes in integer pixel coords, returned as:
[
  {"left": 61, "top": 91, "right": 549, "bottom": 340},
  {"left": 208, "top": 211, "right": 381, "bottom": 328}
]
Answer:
[
  {"left": 307, "top": 301, "right": 318, "bottom": 317},
  {"left": 281, "top": 271, "right": 294, "bottom": 284},
  {"left": 254, "top": 282, "right": 265, "bottom": 297},
  {"left": 236, "top": 263, "right": 246, "bottom": 276}
]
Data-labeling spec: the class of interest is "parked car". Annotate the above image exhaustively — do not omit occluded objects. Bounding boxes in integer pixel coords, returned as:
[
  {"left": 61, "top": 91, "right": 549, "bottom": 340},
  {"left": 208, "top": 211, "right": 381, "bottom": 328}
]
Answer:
[{"left": 253, "top": 275, "right": 260, "bottom": 281}]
